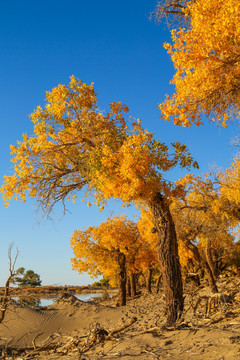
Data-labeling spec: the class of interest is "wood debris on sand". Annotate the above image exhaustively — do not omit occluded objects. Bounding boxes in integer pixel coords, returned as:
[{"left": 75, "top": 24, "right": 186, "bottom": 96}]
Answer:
[{"left": 1, "top": 276, "right": 240, "bottom": 360}]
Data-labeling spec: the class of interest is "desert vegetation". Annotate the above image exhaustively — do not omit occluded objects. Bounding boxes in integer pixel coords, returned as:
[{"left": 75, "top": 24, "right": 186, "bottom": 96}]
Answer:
[{"left": 1, "top": 0, "right": 240, "bottom": 358}]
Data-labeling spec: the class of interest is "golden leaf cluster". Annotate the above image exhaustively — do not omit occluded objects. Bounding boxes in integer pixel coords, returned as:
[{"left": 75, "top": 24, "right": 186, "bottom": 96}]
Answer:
[
  {"left": 70, "top": 215, "right": 159, "bottom": 284},
  {"left": 0, "top": 77, "right": 197, "bottom": 213},
  {"left": 159, "top": 0, "right": 240, "bottom": 126},
  {"left": 173, "top": 170, "right": 240, "bottom": 272}
]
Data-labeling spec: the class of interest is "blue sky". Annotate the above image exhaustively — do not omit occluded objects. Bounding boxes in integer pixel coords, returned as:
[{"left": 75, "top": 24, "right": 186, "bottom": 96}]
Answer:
[{"left": 0, "top": 0, "right": 239, "bottom": 286}]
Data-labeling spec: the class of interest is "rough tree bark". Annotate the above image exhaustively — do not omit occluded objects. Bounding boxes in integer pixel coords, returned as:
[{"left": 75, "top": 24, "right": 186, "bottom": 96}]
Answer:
[
  {"left": 126, "top": 276, "right": 131, "bottom": 297},
  {"left": 205, "top": 239, "right": 219, "bottom": 280},
  {"left": 130, "top": 273, "right": 137, "bottom": 298},
  {"left": 150, "top": 192, "right": 184, "bottom": 326},
  {"left": 212, "top": 248, "right": 222, "bottom": 277},
  {"left": 116, "top": 250, "right": 127, "bottom": 306},
  {"left": 187, "top": 242, "right": 218, "bottom": 293},
  {"left": 203, "top": 259, "right": 218, "bottom": 293},
  {"left": 155, "top": 273, "right": 162, "bottom": 293},
  {"left": 146, "top": 267, "right": 153, "bottom": 293}
]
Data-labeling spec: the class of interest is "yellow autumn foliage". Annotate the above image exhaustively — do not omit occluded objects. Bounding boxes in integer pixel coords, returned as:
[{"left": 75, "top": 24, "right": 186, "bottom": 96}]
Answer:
[
  {"left": 159, "top": 0, "right": 240, "bottom": 126},
  {"left": 71, "top": 216, "right": 142, "bottom": 283},
  {"left": 172, "top": 172, "right": 238, "bottom": 271},
  {"left": 0, "top": 77, "right": 198, "bottom": 213},
  {"left": 218, "top": 155, "right": 240, "bottom": 208}
]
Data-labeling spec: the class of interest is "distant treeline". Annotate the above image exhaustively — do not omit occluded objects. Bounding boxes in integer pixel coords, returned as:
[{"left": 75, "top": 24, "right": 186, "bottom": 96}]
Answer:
[{"left": 0, "top": 285, "right": 111, "bottom": 296}]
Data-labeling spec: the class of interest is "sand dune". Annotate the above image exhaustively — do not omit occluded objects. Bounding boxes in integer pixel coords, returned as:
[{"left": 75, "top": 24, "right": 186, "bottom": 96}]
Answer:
[{"left": 1, "top": 278, "right": 240, "bottom": 359}]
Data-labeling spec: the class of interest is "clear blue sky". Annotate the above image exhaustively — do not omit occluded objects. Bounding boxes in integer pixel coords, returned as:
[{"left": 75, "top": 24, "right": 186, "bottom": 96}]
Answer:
[{"left": 0, "top": 0, "right": 239, "bottom": 286}]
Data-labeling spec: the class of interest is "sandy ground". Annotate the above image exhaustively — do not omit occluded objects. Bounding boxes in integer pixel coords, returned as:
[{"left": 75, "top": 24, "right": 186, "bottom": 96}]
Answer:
[{"left": 1, "top": 276, "right": 240, "bottom": 359}]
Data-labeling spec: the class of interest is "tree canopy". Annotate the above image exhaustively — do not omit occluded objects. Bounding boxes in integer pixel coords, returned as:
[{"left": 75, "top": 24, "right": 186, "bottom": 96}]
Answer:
[
  {"left": 171, "top": 173, "right": 239, "bottom": 291},
  {"left": 158, "top": 0, "right": 240, "bottom": 127},
  {"left": 13, "top": 267, "right": 42, "bottom": 288},
  {"left": 71, "top": 216, "right": 141, "bottom": 279},
  {"left": 218, "top": 155, "right": 240, "bottom": 211},
  {"left": 71, "top": 214, "right": 159, "bottom": 284},
  {"left": 71, "top": 215, "right": 145, "bottom": 305},
  {"left": 0, "top": 76, "right": 198, "bottom": 213}
]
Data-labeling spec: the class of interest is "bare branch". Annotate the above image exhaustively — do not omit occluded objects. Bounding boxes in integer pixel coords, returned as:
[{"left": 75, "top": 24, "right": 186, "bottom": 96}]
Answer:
[
  {"left": 0, "top": 244, "right": 19, "bottom": 323},
  {"left": 151, "top": 0, "right": 195, "bottom": 27}
]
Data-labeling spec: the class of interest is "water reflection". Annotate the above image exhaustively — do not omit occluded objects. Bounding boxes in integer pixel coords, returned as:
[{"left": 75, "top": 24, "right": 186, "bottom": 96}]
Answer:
[
  {"left": 17, "top": 296, "right": 41, "bottom": 307},
  {"left": 14, "top": 292, "right": 113, "bottom": 307}
]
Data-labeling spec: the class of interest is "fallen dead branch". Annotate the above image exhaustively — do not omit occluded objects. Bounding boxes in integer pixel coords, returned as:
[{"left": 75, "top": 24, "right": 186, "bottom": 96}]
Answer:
[
  {"left": 129, "top": 326, "right": 163, "bottom": 337},
  {"left": 79, "top": 317, "right": 137, "bottom": 354},
  {"left": 21, "top": 333, "right": 61, "bottom": 358},
  {"left": 189, "top": 292, "right": 235, "bottom": 317},
  {"left": 0, "top": 317, "right": 138, "bottom": 359},
  {"left": 32, "top": 332, "right": 44, "bottom": 350},
  {"left": 109, "top": 316, "right": 137, "bottom": 335}
]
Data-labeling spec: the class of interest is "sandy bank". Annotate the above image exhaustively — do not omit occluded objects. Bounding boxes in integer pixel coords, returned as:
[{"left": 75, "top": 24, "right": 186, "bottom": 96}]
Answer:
[{"left": 1, "top": 277, "right": 240, "bottom": 359}]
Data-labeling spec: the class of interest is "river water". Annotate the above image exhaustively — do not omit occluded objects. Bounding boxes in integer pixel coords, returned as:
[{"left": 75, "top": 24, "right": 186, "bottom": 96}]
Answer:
[{"left": 14, "top": 292, "right": 110, "bottom": 307}]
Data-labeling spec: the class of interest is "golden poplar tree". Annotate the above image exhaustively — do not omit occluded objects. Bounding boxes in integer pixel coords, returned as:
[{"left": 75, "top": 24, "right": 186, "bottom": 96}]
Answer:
[
  {"left": 157, "top": 0, "right": 240, "bottom": 127},
  {"left": 173, "top": 173, "right": 238, "bottom": 291},
  {"left": 71, "top": 215, "right": 142, "bottom": 306},
  {"left": 218, "top": 155, "right": 240, "bottom": 212},
  {"left": 0, "top": 77, "right": 198, "bottom": 324}
]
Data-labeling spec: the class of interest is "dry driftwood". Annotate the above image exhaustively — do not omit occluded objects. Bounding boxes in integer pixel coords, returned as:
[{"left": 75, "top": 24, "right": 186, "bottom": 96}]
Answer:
[
  {"left": 79, "top": 317, "right": 138, "bottom": 354},
  {"left": 0, "top": 317, "right": 138, "bottom": 358},
  {"left": 109, "top": 316, "right": 137, "bottom": 336},
  {"left": 189, "top": 291, "right": 235, "bottom": 317}
]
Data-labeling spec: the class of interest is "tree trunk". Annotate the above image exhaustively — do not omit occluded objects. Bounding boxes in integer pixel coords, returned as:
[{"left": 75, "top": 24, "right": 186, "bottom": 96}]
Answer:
[
  {"left": 117, "top": 250, "right": 127, "bottom": 306},
  {"left": 149, "top": 192, "right": 184, "bottom": 326},
  {"left": 204, "top": 260, "right": 218, "bottom": 293},
  {"left": 187, "top": 242, "right": 218, "bottom": 293},
  {"left": 212, "top": 248, "right": 222, "bottom": 277},
  {"left": 205, "top": 239, "right": 218, "bottom": 280},
  {"left": 130, "top": 273, "right": 137, "bottom": 298},
  {"left": 155, "top": 273, "right": 162, "bottom": 293},
  {"left": 146, "top": 267, "right": 153, "bottom": 293},
  {"left": 0, "top": 276, "right": 11, "bottom": 323},
  {"left": 126, "top": 276, "right": 131, "bottom": 297}
]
